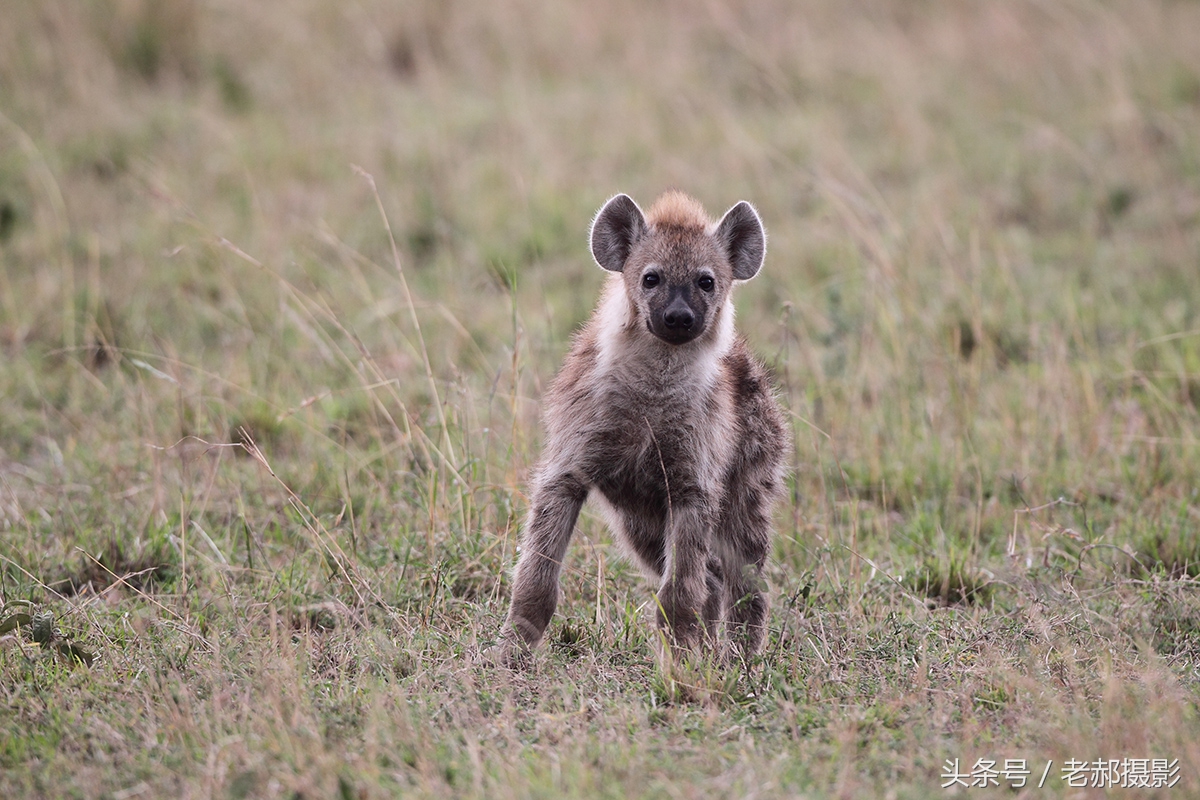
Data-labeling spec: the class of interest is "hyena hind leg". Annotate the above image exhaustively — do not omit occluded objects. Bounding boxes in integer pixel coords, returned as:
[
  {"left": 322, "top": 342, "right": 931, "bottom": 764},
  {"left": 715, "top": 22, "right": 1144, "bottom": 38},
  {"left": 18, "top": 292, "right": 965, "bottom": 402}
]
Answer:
[
  {"left": 724, "top": 562, "right": 770, "bottom": 660},
  {"left": 701, "top": 557, "right": 725, "bottom": 640},
  {"left": 718, "top": 485, "right": 776, "bottom": 660}
]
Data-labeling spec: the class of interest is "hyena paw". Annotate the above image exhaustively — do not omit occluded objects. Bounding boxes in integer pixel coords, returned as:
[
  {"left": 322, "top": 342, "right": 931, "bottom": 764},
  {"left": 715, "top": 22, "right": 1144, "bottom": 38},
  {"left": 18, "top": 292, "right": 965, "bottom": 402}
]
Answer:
[
  {"left": 655, "top": 592, "right": 707, "bottom": 650},
  {"left": 483, "top": 635, "right": 532, "bottom": 670},
  {"left": 486, "top": 620, "right": 540, "bottom": 669},
  {"left": 482, "top": 642, "right": 531, "bottom": 670}
]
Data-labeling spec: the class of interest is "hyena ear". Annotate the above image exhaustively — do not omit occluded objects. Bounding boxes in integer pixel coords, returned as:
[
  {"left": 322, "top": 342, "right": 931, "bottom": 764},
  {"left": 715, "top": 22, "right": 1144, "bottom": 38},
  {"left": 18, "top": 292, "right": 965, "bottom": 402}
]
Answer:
[
  {"left": 715, "top": 201, "right": 767, "bottom": 281},
  {"left": 590, "top": 194, "right": 648, "bottom": 273}
]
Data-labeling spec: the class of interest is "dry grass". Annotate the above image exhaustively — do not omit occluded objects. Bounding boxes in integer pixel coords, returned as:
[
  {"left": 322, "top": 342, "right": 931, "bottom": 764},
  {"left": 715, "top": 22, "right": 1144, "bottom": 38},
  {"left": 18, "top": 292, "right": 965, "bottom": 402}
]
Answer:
[{"left": 2, "top": 0, "right": 1200, "bottom": 797}]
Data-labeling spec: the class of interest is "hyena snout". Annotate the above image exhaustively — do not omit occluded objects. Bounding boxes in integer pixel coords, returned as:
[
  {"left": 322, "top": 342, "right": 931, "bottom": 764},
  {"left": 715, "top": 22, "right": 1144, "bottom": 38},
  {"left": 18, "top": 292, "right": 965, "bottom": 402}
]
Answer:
[
  {"left": 651, "top": 289, "right": 704, "bottom": 343},
  {"left": 663, "top": 296, "right": 695, "bottom": 330}
]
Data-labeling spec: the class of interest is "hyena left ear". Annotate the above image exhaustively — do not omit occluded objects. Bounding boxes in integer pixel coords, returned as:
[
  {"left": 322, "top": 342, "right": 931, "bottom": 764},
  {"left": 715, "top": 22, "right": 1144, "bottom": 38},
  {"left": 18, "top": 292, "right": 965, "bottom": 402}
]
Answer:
[
  {"left": 715, "top": 201, "right": 767, "bottom": 281},
  {"left": 590, "top": 194, "right": 648, "bottom": 273}
]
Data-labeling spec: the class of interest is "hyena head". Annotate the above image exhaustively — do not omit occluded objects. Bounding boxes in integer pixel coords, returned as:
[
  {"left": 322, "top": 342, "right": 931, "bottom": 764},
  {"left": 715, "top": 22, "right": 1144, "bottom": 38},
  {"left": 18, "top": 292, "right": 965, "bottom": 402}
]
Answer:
[{"left": 589, "top": 191, "right": 766, "bottom": 346}]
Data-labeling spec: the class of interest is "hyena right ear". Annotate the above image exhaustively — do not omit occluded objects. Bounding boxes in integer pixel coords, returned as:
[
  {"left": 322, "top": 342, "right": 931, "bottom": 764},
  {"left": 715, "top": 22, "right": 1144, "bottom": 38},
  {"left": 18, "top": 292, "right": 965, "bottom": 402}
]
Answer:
[
  {"left": 715, "top": 201, "right": 767, "bottom": 281},
  {"left": 590, "top": 194, "right": 647, "bottom": 272}
]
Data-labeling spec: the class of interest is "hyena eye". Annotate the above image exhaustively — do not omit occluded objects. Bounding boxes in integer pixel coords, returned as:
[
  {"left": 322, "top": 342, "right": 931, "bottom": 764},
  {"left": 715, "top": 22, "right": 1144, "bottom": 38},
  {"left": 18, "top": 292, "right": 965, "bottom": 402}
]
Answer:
[
  {"left": 642, "top": 272, "right": 660, "bottom": 289},
  {"left": 697, "top": 275, "right": 715, "bottom": 292}
]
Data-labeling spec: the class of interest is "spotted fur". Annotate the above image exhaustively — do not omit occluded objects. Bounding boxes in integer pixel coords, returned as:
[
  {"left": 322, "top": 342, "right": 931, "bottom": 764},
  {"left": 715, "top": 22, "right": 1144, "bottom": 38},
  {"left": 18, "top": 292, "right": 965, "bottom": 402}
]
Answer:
[{"left": 501, "top": 192, "right": 788, "bottom": 664}]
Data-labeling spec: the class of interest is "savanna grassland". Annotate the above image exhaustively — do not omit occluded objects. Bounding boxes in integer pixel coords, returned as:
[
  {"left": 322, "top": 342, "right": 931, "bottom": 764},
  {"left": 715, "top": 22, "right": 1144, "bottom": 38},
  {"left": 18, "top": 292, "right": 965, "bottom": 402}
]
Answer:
[{"left": 2, "top": 1, "right": 1200, "bottom": 797}]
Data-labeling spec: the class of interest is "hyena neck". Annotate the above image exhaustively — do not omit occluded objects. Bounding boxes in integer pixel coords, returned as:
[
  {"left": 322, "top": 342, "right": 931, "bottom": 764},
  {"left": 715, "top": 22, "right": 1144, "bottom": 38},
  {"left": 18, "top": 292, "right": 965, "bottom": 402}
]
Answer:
[{"left": 591, "top": 276, "right": 735, "bottom": 392}]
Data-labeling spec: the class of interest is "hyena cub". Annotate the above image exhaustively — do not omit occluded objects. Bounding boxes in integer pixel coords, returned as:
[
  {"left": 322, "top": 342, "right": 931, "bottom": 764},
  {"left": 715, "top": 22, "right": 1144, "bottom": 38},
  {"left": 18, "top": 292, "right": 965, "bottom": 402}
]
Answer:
[{"left": 500, "top": 191, "right": 788, "bottom": 664}]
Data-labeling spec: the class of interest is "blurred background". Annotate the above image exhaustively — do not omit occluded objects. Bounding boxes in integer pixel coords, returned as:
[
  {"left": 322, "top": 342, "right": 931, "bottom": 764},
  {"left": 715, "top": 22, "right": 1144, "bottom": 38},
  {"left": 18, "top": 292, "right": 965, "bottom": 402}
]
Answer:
[
  {"left": 3, "top": 1, "right": 1200, "bottom": 796},
  {"left": 3, "top": 0, "right": 1199, "bottom": 545},
  {"left": 4, "top": 0, "right": 1200, "bottom": 587}
]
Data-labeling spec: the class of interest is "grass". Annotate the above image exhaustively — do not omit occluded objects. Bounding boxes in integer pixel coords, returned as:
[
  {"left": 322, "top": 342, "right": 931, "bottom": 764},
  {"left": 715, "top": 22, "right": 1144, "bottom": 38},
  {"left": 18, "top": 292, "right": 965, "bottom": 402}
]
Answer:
[{"left": 2, "top": 0, "right": 1200, "bottom": 796}]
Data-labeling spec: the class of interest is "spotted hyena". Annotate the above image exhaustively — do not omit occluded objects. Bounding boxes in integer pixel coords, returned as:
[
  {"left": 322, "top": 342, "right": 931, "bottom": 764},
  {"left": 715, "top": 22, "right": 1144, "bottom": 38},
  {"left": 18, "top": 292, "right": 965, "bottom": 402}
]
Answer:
[{"left": 500, "top": 191, "right": 788, "bottom": 664}]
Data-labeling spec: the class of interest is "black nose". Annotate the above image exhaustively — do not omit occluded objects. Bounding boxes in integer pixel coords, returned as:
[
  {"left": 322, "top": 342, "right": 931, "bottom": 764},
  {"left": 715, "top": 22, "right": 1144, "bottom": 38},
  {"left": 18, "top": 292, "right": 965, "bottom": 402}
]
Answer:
[
  {"left": 664, "top": 305, "right": 695, "bottom": 329},
  {"left": 667, "top": 309, "right": 696, "bottom": 331}
]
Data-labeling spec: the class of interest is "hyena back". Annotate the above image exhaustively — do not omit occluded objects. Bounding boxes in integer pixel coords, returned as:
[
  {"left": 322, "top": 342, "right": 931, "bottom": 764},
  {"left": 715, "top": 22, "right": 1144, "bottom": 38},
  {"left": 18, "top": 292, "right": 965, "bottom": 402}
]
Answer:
[{"left": 501, "top": 191, "right": 788, "bottom": 663}]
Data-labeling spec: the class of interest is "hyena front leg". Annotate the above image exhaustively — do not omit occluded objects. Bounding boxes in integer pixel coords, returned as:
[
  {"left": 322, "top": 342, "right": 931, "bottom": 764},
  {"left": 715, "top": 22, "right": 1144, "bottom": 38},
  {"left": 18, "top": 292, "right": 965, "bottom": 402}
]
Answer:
[
  {"left": 656, "top": 503, "right": 717, "bottom": 651},
  {"left": 501, "top": 472, "right": 588, "bottom": 661}
]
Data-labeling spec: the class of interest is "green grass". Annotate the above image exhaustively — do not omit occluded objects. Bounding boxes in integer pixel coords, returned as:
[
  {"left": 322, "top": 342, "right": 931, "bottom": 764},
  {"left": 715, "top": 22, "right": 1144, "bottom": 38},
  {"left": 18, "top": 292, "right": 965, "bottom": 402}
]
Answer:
[{"left": 2, "top": 0, "right": 1200, "bottom": 796}]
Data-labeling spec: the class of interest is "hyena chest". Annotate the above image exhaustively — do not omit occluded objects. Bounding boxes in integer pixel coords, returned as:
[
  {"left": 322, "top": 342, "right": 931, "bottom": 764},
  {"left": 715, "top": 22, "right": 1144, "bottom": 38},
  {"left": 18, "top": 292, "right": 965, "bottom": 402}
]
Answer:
[{"left": 583, "top": 393, "right": 724, "bottom": 514}]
